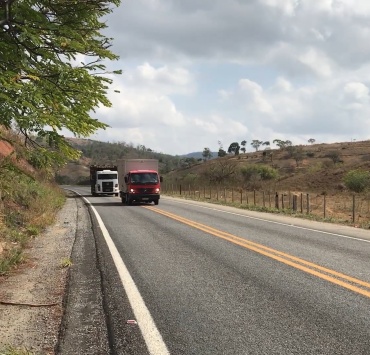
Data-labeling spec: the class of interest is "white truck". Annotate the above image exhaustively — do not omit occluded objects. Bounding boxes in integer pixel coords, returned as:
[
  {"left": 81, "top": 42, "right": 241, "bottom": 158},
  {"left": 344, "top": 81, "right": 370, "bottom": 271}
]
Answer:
[
  {"left": 117, "top": 159, "right": 163, "bottom": 205},
  {"left": 90, "top": 165, "right": 119, "bottom": 196}
]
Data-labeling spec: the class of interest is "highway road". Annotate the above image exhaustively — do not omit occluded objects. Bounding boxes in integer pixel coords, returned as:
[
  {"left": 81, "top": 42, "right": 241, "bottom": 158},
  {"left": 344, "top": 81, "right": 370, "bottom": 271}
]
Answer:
[{"left": 60, "top": 186, "right": 370, "bottom": 355}]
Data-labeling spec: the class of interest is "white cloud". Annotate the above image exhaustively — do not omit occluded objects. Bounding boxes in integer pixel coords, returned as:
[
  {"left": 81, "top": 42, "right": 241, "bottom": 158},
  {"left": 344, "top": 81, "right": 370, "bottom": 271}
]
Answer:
[{"left": 80, "top": 0, "right": 370, "bottom": 154}]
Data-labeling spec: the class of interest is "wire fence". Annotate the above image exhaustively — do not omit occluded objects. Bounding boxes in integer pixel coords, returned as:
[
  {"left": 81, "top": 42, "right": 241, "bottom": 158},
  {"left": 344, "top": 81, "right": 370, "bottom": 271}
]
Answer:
[{"left": 162, "top": 184, "right": 370, "bottom": 228}]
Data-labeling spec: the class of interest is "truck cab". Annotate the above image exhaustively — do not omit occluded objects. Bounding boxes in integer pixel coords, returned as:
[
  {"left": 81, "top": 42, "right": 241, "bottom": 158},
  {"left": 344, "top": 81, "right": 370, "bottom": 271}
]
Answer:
[
  {"left": 90, "top": 166, "right": 119, "bottom": 196},
  {"left": 117, "top": 159, "right": 163, "bottom": 205},
  {"left": 121, "top": 170, "right": 163, "bottom": 205}
]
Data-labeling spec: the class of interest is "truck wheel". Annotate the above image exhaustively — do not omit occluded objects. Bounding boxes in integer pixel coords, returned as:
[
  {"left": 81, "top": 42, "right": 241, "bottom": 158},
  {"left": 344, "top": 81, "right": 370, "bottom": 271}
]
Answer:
[
  {"left": 115, "top": 193, "right": 119, "bottom": 197},
  {"left": 154, "top": 199, "right": 159, "bottom": 205}
]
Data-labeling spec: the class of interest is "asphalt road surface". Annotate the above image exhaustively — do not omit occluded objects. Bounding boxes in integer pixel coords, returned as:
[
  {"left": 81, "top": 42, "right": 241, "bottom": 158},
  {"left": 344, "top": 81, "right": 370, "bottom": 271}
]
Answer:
[{"left": 59, "top": 186, "right": 370, "bottom": 355}]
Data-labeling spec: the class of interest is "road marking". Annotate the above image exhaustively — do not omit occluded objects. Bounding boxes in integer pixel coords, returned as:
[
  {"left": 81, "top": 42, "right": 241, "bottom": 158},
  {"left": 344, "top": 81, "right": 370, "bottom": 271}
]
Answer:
[
  {"left": 85, "top": 198, "right": 170, "bottom": 355},
  {"left": 164, "top": 198, "right": 370, "bottom": 244},
  {"left": 144, "top": 206, "right": 370, "bottom": 299}
]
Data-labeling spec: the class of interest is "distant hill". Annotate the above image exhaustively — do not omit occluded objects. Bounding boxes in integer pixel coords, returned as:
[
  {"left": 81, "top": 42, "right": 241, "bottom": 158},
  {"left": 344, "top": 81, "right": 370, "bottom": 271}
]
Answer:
[
  {"left": 57, "top": 137, "right": 370, "bottom": 195},
  {"left": 166, "top": 140, "right": 370, "bottom": 194},
  {"left": 178, "top": 151, "right": 218, "bottom": 159}
]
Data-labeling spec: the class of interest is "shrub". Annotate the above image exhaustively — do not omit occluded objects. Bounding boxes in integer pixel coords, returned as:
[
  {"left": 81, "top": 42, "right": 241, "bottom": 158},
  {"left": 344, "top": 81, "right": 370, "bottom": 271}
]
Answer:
[
  {"left": 240, "top": 164, "right": 279, "bottom": 181},
  {"left": 343, "top": 169, "right": 370, "bottom": 193}
]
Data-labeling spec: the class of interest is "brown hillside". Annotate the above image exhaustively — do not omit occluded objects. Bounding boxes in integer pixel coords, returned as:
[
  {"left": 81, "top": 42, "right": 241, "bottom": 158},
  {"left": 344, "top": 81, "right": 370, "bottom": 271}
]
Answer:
[
  {"left": 53, "top": 138, "right": 370, "bottom": 194},
  {"left": 165, "top": 140, "right": 370, "bottom": 194}
]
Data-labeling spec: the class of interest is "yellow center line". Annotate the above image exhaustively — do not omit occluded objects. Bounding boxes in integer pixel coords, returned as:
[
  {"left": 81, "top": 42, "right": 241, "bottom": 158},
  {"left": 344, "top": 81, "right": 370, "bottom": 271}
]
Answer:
[{"left": 144, "top": 206, "right": 370, "bottom": 298}]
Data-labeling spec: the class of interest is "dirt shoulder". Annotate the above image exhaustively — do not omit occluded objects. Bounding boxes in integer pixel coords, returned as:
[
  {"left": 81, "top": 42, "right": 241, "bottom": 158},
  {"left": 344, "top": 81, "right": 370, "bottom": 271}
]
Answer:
[{"left": 0, "top": 191, "right": 77, "bottom": 355}]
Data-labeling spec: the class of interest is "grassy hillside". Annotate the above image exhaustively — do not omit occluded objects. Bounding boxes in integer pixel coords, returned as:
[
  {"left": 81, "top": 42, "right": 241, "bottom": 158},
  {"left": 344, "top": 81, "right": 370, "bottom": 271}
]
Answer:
[
  {"left": 164, "top": 140, "right": 370, "bottom": 194},
  {"left": 57, "top": 137, "right": 370, "bottom": 195},
  {"left": 56, "top": 138, "right": 198, "bottom": 184},
  {"left": 0, "top": 129, "right": 66, "bottom": 275}
]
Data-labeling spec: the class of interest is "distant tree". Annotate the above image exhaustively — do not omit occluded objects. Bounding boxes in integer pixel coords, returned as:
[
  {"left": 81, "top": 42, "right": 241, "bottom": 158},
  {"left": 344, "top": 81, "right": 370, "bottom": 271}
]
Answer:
[
  {"left": 201, "top": 160, "right": 238, "bottom": 185},
  {"left": 273, "top": 139, "right": 284, "bottom": 149},
  {"left": 228, "top": 142, "right": 240, "bottom": 155},
  {"left": 273, "top": 139, "right": 292, "bottom": 150},
  {"left": 326, "top": 150, "right": 342, "bottom": 164},
  {"left": 218, "top": 149, "right": 227, "bottom": 157},
  {"left": 285, "top": 140, "right": 293, "bottom": 147},
  {"left": 262, "top": 141, "right": 270, "bottom": 148},
  {"left": 202, "top": 147, "right": 213, "bottom": 161},
  {"left": 343, "top": 170, "right": 370, "bottom": 193},
  {"left": 292, "top": 147, "right": 305, "bottom": 167},
  {"left": 240, "top": 140, "right": 247, "bottom": 154},
  {"left": 308, "top": 138, "right": 316, "bottom": 145},
  {"left": 251, "top": 140, "right": 263, "bottom": 151}
]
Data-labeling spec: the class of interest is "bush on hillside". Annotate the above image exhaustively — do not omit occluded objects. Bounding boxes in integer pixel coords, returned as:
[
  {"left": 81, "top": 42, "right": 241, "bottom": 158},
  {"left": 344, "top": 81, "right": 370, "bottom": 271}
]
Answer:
[
  {"left": 343, "top": 169, "right": 370, "bottom": 193},
  {"left": 240, "top": 165, "right": 279, "bottom": 189}
]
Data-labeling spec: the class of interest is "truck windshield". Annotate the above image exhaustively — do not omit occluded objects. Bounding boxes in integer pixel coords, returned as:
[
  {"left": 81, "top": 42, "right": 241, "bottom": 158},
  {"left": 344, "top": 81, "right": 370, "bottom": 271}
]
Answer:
[
  {"left": 97, "top": 174, "right": 117, "bottom": 180},
  {"left": 130, "top": 173, "right": 158, "bottom": 184}
]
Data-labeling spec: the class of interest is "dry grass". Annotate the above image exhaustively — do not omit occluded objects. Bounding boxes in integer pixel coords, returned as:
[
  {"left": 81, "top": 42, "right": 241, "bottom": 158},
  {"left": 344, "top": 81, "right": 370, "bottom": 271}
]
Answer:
[
  {"left": 161, "top": 140, "right": 370, "bottom": 229},
  {"left": 0, "top": 129, "right": 66, "bottom": 275},
  {"left": 163, "top": 186, "right": 370, "bottom": 229}
]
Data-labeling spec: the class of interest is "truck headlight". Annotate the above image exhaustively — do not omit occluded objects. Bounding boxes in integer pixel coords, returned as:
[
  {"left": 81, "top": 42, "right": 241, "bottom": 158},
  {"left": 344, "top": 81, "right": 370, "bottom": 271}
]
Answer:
[{"left": 155, "top": 188, "right": 160, "bottom": 193}]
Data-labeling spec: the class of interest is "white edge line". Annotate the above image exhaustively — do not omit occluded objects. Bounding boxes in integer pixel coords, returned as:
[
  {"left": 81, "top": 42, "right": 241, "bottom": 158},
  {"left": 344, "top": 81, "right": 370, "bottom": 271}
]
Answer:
[
  {"left": 74, "top": 191, "right": 170, "bottom": 355},
  {"left": 164, "top": 197, "right": 370, "bottom": 244}
]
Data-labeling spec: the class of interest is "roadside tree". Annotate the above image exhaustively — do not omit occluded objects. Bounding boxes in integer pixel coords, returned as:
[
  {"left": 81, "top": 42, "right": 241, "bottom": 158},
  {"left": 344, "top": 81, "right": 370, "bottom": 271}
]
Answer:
[{"left": 0, "top": 0, "right": 121, "bottom": 168}]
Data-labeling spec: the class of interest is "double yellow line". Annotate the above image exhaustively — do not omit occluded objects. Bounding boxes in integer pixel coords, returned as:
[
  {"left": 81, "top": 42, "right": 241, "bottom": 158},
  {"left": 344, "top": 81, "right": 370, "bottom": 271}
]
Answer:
[{"left": 144, "top": 206, "right": 370, "bottom": 299}]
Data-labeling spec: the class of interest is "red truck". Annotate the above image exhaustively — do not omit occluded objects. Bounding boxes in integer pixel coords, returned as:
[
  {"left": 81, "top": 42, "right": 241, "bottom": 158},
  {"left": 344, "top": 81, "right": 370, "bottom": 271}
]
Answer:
[{"left": 117, "top": 159, "right": 163, "bottom": 205}]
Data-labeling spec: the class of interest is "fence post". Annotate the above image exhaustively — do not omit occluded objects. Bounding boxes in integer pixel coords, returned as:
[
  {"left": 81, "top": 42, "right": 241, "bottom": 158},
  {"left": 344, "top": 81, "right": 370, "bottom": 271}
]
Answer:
[
  {"left": 300, "top": 193, "right": 303, "bottom": 213},
  {"left": 323, "top": 195, "right": 326, "bottom": 219},
  {"left": 275, "top": 192, "right": 279, "bottom": 209},
  {"left": 180, "top": 184, "right": 182, "bottom": 195},
  {"left": 240, "top": 190, "right": 243, "bottom": 204},
  {"left": 306, "top": 193, "right": 310, "bottom": 214},
  {"left": 232, "top": 189, "right": 234, "bottom": 203},
  {"left": 352, "top": 195, "right": 355, "bottom": 223},
  {"left": 292, "top": 195, "right": 297, "bottom": 212},
  {"left": 263, "top": 191, "right": 265, "bottom": 208},
  {"left": 281, "top": 194, "right": 284, "bottom": 209},
  {"left": 254, "top": 190, "right": 256, "bottom": 205}
]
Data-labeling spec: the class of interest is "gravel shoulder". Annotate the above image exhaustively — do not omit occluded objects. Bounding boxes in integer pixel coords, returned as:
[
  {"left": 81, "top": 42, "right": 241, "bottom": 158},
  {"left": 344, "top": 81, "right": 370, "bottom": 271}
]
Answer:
[{"left": 0, "top": 191, "right": 78, "bottom": 354}]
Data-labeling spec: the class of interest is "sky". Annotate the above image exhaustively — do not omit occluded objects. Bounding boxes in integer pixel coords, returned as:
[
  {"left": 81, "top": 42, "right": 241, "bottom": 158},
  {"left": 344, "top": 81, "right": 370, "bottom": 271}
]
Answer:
[{"left": 80, "top": 0, "right": 370, "bottom": 155}]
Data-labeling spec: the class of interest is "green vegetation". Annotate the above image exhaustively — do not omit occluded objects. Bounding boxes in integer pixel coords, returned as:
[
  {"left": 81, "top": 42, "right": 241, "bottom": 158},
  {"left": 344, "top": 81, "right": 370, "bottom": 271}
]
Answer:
[
  {"left": 0, "top": 151, "right": 65, "bottom": 275},
  {"left": 1, "top": 0, "right": 121, "bottom": 167},
  {"left": 344, "top": 169, "right": 370, "bottom": 193},
  {"left": 60, "top": 258, "right": 73, "bottom": 268},
  {"left": 0, "top": 346, "right": 35, "bottom": 355}
]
